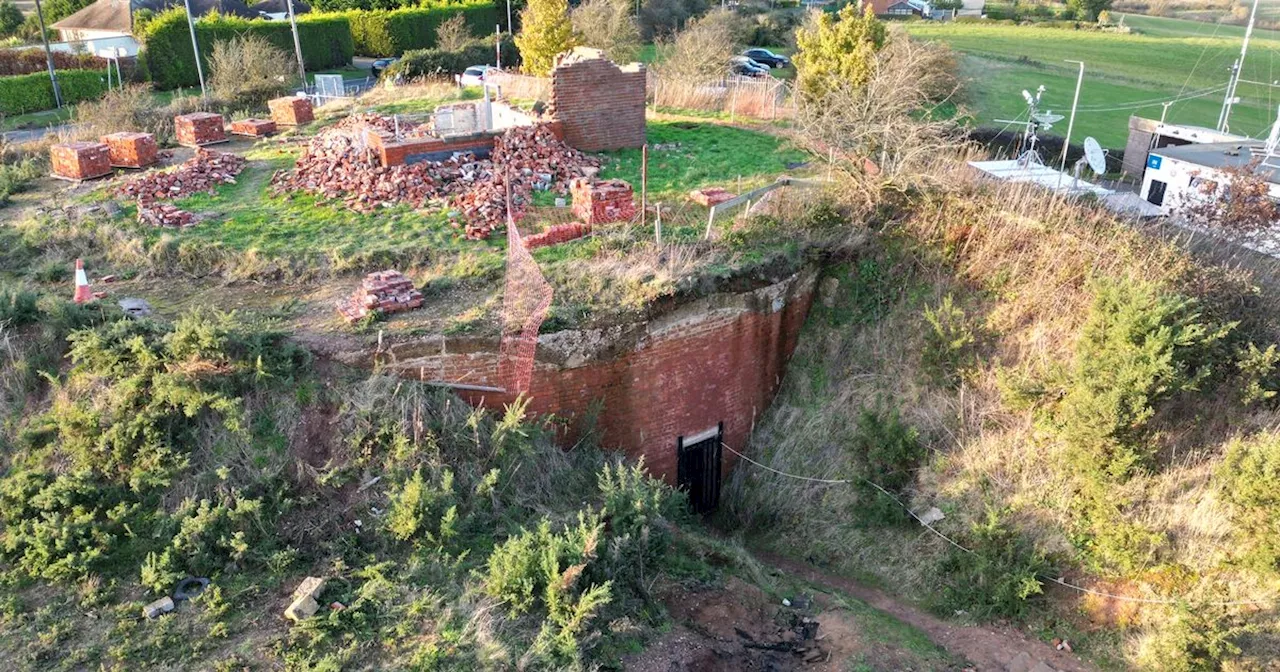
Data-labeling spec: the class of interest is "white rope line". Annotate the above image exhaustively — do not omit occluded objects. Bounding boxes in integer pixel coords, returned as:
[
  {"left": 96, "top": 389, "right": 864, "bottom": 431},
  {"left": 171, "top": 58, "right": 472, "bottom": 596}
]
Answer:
[{"left": 722, "top": 443, "right": 1273, "bottom": 607}]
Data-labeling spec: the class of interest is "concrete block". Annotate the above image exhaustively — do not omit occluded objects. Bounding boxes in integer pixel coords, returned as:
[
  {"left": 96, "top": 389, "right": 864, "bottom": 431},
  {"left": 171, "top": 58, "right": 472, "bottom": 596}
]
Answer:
[
  {"left": 143, "top": 596, "right": 175, "bottom": 619},
  {"left": 285, "top": 576, "right": 326, "bottom": 622}
]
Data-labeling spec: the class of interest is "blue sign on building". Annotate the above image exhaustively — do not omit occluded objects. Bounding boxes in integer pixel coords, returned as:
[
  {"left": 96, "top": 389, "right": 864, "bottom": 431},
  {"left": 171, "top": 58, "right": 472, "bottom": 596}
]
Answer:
[{"left": 1147, "top": 155, "right": 1163, "bottom": 170}]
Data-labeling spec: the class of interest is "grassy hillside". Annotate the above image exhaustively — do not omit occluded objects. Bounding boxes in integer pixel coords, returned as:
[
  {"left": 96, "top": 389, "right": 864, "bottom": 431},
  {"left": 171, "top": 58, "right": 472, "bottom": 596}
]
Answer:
[{"left": 725, "top": 178, "right": 1280, "bottom": 670}]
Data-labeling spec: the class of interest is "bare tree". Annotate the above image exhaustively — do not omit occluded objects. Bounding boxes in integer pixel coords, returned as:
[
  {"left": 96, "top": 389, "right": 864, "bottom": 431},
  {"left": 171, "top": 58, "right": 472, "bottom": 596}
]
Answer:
[
  {"left": 208, "top": 35, "right": 295, "bottom": 106},
  {"left": 797, "top": 34, "right": 964, "bottom": 202},
  {"left": 653, "top": 9, "right": 741, "bottom": 84},
  {"left": 571, "top": 0, "right": 642, "bottom": 63},
  {"left": 436, "top": 14, "right": 472, "bottom": 53},
  {"left": 1178, "top": 158, "right": 1280, "bottom": 234}
]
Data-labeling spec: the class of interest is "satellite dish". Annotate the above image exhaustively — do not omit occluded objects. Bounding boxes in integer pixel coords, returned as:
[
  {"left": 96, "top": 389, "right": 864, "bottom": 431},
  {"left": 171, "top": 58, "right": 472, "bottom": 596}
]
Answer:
[
  {"left": 1083, "top": 137, "right": 1106, "bottom": 174},
  {"left": 1032, "top": 111, "right": 1065, "bottom": 124}
]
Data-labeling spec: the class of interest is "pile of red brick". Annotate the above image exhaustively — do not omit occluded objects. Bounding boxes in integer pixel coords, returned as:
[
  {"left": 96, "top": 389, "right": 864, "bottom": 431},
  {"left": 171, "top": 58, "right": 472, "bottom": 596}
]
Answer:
[
  {"left": 523, "top": 221, "right": 591, "bottom": 250},
  {"left": 137, "top": 203, "right": 196, "bottom": 228},
  {"left": 175, "top": 112, "right": 226, "bottom": 147},
  {"left": 269, "top": 96, "right": 314, "bottom": 126},
  {"left": 51, "top": 142, "right": 112, "bottom": 181},
  {"left": 231, "top": 118, "right": 277, "bottom": 138},
  {"left": 690, "top": 187, "right": 736, "bottom": 207},
  {"left": 101, "top": 132, "right": 158, "bottom": 168},
  {"left": 337, "top": 270, "right": 425, "bottom": 322},
  {"left": 271, "top": 116, "right": 598, "bottom": 240},
  {"left": 116, "top": 149, "right": 247, "bottom": 227},
  {"left": 571, "top": 178, "right": 636, "bottom": 225}
]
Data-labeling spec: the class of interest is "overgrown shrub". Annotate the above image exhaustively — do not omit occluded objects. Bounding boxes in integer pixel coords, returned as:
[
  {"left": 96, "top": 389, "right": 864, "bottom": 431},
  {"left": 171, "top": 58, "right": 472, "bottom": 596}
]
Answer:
[
  {"left": 0, "top": 69, "right": 107, "bottom": 114},
  {"left": 847, "top": 405, "right": 924, "bottom": 526},
  {"left": 0, "top": 158, "right": 42, "bottom": 204},
  {"left": 140, "top": 9, "right": 353, "bottom": 90},
  {"left": 937, "top": 510, "right": 1048, "bottom": 620},
  {"left": 571, "top": 0, "right": 642, "bottom": 63},
  {"left": 0, "top": 283, "right": 38, "bottom": 327},
  {"left": 1217, "top": 433, "right": 1280, "bottom": 570},
  {"left": 208, "top": 34, "right": 295, "bottom": 107},
  {"left": 346, "top": 2, "right": 499, "bottom": 57},
  {"left": 921, "top": 294, "right": 977, "bottom": 387},
  {"left": 638, "top": 0, "right": 708, "bottom": 41},
  {"left": 384, "top": 468, "right": 458, "bottom": 547},
  {"left": 1053, "top": 277, "right": 1233, "bottom": 479},
  {"left": 1135, "top": 601, "right": 1254, "bottom": 672},
  {"left": 387, "top": 36, "right": 519, "bottom": 79}
]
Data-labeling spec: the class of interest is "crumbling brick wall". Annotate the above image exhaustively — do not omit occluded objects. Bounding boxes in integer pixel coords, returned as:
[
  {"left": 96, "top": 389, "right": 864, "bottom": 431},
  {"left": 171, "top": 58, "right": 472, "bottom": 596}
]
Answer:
[
  {"left": 342, "top": 269, "right": 818, "bottom": 485},
  {"left": 550, "top": 48, "right": 646, "bottom": 152}
]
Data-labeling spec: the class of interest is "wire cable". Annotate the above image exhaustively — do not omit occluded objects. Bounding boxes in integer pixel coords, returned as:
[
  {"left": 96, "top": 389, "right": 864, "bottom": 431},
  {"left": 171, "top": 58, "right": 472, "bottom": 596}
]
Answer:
[{"left": 722, "top": 442, "right": 1274, "bottom": 607}]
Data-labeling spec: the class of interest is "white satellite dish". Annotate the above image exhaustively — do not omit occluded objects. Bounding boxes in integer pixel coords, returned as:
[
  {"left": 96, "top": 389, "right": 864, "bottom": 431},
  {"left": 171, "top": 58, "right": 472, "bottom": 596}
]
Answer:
[
  {"left": 1032, "top": 111, "right": 1065, "bottom": 124},
  {"left": 1083, "top": 137, "right": 1106, "bottom": 174}
]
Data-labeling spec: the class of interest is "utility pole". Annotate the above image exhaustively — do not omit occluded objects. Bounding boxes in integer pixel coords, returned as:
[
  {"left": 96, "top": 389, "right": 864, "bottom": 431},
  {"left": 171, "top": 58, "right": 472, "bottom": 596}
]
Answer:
[
  {"left": 182, "top": 0, "right": 207, "bottom": 97},
  {"left": 1060, "top": 60, "right": 1084, "bottom": 174},
  {"left": 506, "top": 0, "right": 513, "bottom": 35},
  {"left": 1218, "top": 0, "right": 1260, "bottom": 132},
  {"left": 32, "top": 0, "right": 61, "bottom": 108},
  {"left": 286, "top": 0, "right": 306, "bottom": 85}
]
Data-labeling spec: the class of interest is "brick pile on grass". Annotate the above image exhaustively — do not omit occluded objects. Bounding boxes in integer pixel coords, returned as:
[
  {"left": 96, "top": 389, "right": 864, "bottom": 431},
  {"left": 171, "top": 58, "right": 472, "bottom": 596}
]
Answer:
[
  {"left": 116, "top": 149, "right": 247, "bottom": 228},
  {"left": 270, "top": 115, "right": 600, "bottom": 240},
  {"left": 337, "top": 270, "right": 424, "bottom": 322}
]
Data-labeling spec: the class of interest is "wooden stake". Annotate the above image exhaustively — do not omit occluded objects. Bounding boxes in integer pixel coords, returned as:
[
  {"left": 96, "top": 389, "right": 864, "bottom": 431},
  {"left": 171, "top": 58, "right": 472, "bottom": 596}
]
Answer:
[{"left": 641, "top": 144, "right": 648, "bottom": 228}]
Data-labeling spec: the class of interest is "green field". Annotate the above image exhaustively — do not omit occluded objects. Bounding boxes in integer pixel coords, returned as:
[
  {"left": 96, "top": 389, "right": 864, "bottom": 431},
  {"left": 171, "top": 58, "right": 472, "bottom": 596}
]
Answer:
[{"left": 904, "top": 17, "right": 1280, "bottom": 149}]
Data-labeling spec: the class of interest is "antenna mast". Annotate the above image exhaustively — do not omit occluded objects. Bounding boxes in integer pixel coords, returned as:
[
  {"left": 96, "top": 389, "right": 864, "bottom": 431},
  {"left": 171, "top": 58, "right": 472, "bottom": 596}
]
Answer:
[{"left": 1218, "top": 0, "right": 1260, "bottom": 132}]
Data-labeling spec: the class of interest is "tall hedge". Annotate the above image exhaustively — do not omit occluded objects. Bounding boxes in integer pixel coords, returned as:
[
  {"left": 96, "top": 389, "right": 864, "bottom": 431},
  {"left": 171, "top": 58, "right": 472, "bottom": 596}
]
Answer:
[
  {"left": 0, "top": 69, "right": 107, "bottom": 114},
  {"left": 140, "top": 9, "right": 354, "bottom": 90},
  {"left": 386, "top": 37, "right": 519, "bottom": 79},
  {"left": 347, "top": 2, "right": 502, "bottom": 57}
]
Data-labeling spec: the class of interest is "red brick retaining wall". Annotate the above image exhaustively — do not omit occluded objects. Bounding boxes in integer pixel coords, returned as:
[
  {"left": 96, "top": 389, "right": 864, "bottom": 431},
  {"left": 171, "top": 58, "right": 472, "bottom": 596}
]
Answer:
[{"left": 345, "top": 269, "right": 817, "bottom": 484}]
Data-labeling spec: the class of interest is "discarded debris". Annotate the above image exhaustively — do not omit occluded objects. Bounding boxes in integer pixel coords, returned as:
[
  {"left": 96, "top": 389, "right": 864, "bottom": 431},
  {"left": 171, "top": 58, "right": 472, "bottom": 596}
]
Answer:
[
  {"left": 570, "top": 178, "right": 636, "bottom": 225},
  {"left": 119, "top": 298, "right": 153, "bottom": 319},
  {"left": 173, "top": 577, "right": 210, "bottom": 601},
  {"left": 143, "top": 596, "right": 175, "bottom": 619},
  {"left": 117, "top": 149, "right": 246, "bottom": 229},
  {"left": 285, "top": 576, "right": 326, "bottom": 622},
  {"left": 523, "top": 221, "right": 591, "bottom": 250},
  {"left": 337, "top": 270, "right": 425, "bottom": 323},
  {"left": 690, "top": 187, "right": 736, "bottom": 207}
]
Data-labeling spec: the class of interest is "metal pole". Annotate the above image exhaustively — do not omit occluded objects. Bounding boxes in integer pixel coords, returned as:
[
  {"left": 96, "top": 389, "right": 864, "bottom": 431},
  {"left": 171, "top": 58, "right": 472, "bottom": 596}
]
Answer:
[
  {"left": 495, "top": 24, "right": 501, "bottom": 70},
  {"left": 32, "top": 0, "right": 61, "bottom": 108},
  {"left": 641, "top": 144, "right": 647, "bottom": 229},
  {"left": 286, "top": 0, "right": 306, "bottom": 85},
  {"left": 506, "top": 0, "right": 513, "bottom": 34},
  {"left": 1160, "top": 101, "right": 1172, "bottom": 123},
  {"left": 1219, "top": 0, "right": 1260, "bottom": 132},
  {"left": 182, "top": 0, "right": 207, "bottom": 97},
  {"left": 1060, "top": 60, "right": 1084, "bottom": 174}
]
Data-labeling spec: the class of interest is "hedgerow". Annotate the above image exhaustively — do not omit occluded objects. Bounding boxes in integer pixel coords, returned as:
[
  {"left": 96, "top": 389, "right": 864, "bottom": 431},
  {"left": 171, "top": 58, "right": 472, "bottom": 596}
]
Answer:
[
  {"left": 140, "top": 9, "right": 353, "bottom": 90},
  {"left": 0, "top": 69, "right": 107, "bottom": 114},
  {"left": 346, "top": 2, "right": 502, "bottom": 57}
]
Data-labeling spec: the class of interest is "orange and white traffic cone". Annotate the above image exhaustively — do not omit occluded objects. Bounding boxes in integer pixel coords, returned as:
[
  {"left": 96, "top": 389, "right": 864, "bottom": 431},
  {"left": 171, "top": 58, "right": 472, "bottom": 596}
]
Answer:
[{"left": 73, "top": 259, "right": 92, "bottom": 304}]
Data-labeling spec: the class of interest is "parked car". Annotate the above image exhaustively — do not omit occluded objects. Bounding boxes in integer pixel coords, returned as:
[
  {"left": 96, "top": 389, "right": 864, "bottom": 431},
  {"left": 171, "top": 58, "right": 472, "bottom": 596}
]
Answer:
[
  {"left": 457, "top": 65, "right": 493, "bottom": 87},
  {"left": 742, "top": 48, "right": 790, "bottom": 69},
  {"left": 729, "top": 56, "right": 770, "bottom": 78},
  {"left": 371, "top": 58, "right": 398, "bottom": 78}
]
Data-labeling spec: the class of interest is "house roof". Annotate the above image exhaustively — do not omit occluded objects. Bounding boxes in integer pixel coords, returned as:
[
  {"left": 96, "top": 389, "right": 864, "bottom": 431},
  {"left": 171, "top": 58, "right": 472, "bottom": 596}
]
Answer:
[
  {"left": 1154, "top": 141, "right": 1280, "bottom": 184},
  {"left": 52, "top": 0, "right": 258, "bottom": 33}
]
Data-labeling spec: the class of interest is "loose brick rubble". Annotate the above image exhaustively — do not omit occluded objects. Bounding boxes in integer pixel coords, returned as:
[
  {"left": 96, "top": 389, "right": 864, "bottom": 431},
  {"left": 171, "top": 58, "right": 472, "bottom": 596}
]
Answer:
[
  {"left": 51, "top": 141, "right": 112, "bottom": 181},
  {"left": 523, "top": 221, "right": 592, "bottom": 250},
  {"left": 270, "top": 115, "right": 598, "bottom": 240},
  {"left": 337, "top": 270, "right": 425, "bottom": 322},
  {"left": 175, "top": 112, "right": 226, "bottom": 147},
  {"left": 570, "top": 178, "right": 636, "bottom": 225},
  {"left": 269, "top": 96, "right": 314, "bottom": 126},
  {"left": 230, "top": 118, "right": 277, "bottom": 137},
  {"left": 689, "top": 187, "right": 736, "bottom": 207},
  {"left": 101, "top": 132, "right": 158, "bottom": 168},
  {"left": 116, "top": 149, "right": 247, "bottom": 228}
]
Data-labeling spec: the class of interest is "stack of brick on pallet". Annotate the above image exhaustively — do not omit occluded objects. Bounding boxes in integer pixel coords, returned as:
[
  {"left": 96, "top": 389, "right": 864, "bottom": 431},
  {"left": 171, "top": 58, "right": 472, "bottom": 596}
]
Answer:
[
  {"left": 337, "top": 270, "right": 424, "bottom": 322},
  {"left": 175, "top": 112, "right": 226, "bottom": 147},
  {"left": 570, "top": 178, "right": 636, "bottom": 225},
  {"left": 523, "top": 221, "right": 591, "bottom": 250},
  {"left": 269, "top": 96, "right": 314, "bottom": 126},
  {"left": 51, "top": 142, "right": 112, "bottom": 181},
  {"left": 101, "top": 132, "right": 158, "bottom": 168},
  {"left": 231, "top": 118, "right": 277, "bottom": 137}
]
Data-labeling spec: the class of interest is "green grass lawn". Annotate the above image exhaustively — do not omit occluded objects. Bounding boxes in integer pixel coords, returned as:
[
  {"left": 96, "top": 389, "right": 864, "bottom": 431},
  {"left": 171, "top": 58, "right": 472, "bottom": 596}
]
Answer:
[{"left": 904, "top": 18, "right": 1280, "bottom": 147}]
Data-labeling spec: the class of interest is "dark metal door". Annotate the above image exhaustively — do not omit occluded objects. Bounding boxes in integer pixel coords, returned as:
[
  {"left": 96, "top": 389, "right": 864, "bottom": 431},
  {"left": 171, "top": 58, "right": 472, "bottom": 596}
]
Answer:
[
  {"left": 1147, "top": 180, "right": 1167, "bottom": 206},
  {"left": 677, "top": 423, "right": 723, "bottom": 513}
]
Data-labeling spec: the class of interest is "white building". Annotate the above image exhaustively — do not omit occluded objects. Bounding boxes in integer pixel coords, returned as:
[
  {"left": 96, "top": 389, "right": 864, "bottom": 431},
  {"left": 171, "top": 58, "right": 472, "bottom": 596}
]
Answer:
[{"left": 1139, "top": 141, "right": 1280, "bottom": 215}]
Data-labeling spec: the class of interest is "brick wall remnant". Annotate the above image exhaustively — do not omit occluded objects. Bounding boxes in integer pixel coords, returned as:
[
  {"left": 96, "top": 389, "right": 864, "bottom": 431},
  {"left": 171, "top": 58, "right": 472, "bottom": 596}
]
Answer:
[
  {"left": 231, "top": 118, "right": 277, "bottom": 137},
  {"left": 570, "top": 178, "right": 636, "bottom": 224},
  {"left": 269, "top": 96, "right": 315, "bottom": 126},
  {"left": 550, "top": 47, "right": 646, "bottom": 151},
  {"left": 101, "top": 132, "right": 158, "bottom": 168},
  {"left": 51, "top": 141, "right": 112, "bottom": 180},
  {"left": 338, "top": 270, "right": 425, "bottom": 322},
  {"left": 690, "top": 187, "right": 736, "bottom": 207},
  {"left": 523, "top": 221, "right": 591, "bottom": 249},
  {"left": 175, "top": 112, "right": 226, "bottom": 147}
]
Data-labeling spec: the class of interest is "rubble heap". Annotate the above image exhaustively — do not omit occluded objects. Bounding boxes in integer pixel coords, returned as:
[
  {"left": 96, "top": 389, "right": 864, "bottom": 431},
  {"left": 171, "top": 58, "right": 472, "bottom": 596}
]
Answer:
[
  {"left": 337, "top": 270, "right": 424, "bottom": 322},
  {"left": 571, "top": 178, "right": 636, "bottom": 225},
  {"left": 523, "top": 221, "right": 591, "bottom": 250},
  {"left": 116, "top": 149, "right": 247, "bottom": 228},
  {"left": 270, "top": 116, "right": 599, "bottom": 240},
  {"left": 690, "top": 187, "right": 736, "bottom": 207}
]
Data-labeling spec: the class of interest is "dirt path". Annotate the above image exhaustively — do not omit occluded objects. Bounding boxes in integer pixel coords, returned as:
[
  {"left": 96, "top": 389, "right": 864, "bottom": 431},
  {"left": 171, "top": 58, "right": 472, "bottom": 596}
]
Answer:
[{"left": 755, "top": 551, "right": 1097, "bottom": 672}]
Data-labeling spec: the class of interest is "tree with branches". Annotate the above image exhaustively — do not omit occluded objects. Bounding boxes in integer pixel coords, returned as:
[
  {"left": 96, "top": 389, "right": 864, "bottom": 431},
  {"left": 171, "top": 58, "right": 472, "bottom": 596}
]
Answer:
[
  {"left": 516, "top": 0, "right": 579, "bottom": 76},
  {"left": 794, "top": 3, "right": 887, "bottom": 104}
]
